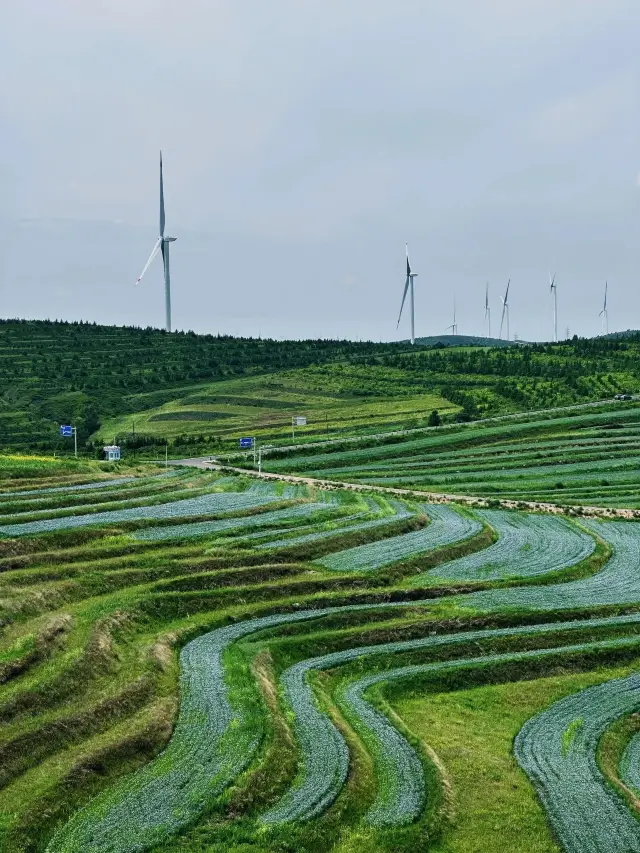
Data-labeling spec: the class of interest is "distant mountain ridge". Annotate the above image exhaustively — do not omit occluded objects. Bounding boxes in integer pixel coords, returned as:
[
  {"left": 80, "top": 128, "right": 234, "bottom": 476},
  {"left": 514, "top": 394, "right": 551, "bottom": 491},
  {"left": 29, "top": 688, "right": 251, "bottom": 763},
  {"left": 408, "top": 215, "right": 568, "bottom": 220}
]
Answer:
[{"left": 409, "top": 334, "right": 523, "bottom": 347}]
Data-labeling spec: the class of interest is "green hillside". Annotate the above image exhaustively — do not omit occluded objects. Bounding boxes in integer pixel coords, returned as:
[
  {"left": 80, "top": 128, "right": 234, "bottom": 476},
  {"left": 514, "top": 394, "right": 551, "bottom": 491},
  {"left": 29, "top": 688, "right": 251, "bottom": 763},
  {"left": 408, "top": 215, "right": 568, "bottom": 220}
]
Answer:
[{"left": 4, "top": 319, "right": 640, "bottom": 458}]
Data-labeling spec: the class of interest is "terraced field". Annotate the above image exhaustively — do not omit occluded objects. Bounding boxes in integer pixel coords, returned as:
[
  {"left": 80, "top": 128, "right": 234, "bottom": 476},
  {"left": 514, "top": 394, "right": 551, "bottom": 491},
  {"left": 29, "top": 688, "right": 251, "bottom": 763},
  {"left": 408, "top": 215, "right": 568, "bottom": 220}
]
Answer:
[
  {"left": 3, "top": 461, "right": 640, "bottom": 853},
  {"left": 263, "top": 399, "right": 640, "bottom": 507}
]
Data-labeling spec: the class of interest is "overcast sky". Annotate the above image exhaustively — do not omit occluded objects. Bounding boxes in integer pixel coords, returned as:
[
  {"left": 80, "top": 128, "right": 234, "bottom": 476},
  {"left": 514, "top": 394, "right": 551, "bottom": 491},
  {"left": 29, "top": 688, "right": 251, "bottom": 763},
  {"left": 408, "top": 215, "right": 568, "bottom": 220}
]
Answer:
[{"left": 1, "top": 1, "right": 639, "bottom": 341}]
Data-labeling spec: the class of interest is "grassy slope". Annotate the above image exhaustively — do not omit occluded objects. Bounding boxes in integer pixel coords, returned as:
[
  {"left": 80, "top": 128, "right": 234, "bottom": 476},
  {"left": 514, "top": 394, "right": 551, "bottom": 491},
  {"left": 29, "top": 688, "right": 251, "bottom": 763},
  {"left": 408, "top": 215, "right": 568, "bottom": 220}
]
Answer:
[
  {"left": 394, "top": 664, "right": 635, "bottom": 853},
  {"left": 98, "top": 365, "right": 458, "bottom": 447},
  {"left": 5, "top": 319, "right": 640, "bottom": 458}
]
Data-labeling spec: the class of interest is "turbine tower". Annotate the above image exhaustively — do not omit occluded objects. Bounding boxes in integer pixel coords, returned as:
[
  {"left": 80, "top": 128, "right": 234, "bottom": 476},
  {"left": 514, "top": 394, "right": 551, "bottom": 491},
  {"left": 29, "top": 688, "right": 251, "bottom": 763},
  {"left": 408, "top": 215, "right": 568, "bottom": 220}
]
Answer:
[
  {"left": 484, "top": 282, "right": 491, "bottom": 338},
  {"left": 135, "top": 151, "right": 177, "bottom": 332},
  {"left": 499, "top": 279, "right": 510, "bottom": 341},
  {"left": 445, "top": 295, "right": 458, "bottom": 335},
  {"left": 550, "top": 272, "right": 557, "bottom": 342},
  {"left": 397, "top": 243, "right": 418, "bottom": 344},
  {"left": 599, "top": 281, "right": 609, "bottom": 335}
]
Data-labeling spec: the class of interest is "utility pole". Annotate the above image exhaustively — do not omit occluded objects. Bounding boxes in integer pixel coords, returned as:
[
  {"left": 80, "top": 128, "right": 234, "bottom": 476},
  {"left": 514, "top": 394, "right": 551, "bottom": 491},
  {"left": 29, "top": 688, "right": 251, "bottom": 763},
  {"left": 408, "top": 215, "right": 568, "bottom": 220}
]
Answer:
[{"left": 258, "top": 444, "right": 273, "bottom": 474}]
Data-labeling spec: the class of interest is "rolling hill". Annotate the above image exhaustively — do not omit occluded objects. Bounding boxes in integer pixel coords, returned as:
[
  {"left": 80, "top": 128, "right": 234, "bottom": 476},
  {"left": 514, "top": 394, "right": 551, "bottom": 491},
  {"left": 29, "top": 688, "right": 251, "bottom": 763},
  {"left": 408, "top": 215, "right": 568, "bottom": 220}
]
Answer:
[{"left": 3, "top": 319, "right": 640, "bottom": 458}]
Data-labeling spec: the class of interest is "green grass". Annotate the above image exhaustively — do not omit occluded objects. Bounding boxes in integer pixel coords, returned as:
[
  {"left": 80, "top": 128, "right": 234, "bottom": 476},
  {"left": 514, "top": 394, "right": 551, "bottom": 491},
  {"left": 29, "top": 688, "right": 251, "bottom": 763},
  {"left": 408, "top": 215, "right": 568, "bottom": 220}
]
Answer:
[
  {"left": 4, "top": 450, "right": 640, "bottom": 851},
  {"left": 393, "top": 664, "right": 635, "bottom": 853}
]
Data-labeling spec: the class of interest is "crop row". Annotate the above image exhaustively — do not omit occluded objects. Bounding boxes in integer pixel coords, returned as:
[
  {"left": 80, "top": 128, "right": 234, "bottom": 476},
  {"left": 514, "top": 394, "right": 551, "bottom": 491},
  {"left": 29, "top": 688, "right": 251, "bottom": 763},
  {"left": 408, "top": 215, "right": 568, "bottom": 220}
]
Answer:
[
  {"left": 0, "top": 482, "right": 289, "bottom": 537},
  {"left": 316, "top": 504, "right": 481, "bottom": 572},
  {"left": 133, "top": 498, "right": 340, "bottom": 542},
  {"left": 263, "top": 612, "right": 640, "bottom": 827},
  {"left": 257, "top": 498, "right": 411, "bottom": 550},
  {"left": 465, "top": 518, "right": 640, "bottom": 612},
  {"left": 49, "top": 604, "right": 640, "bottom": 851},
  {"left": 515, "top": 672, "right": 640, "bottom": 853},
  {"left": 619, "top": 731, "right": 640, "bottom": 795},
  {"left": 0, "top": 472, "right": 197, "bottom": 520},
  {"left": 413, "top": 510, "right": 595, "bottom": 584},
  {"left": 0, "top": 475, "right": 137, "bottom": 499}
]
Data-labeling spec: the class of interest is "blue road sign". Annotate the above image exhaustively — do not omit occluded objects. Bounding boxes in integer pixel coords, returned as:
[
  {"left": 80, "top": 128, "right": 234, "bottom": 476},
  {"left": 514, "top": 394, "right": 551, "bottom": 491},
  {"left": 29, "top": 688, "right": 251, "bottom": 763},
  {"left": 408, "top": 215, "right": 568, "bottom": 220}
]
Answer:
[
  {"left": 239, "top": 437, "right": 254, "bottom": 449},
  {"left": 60, "top": 425, "right": 73, "bottom": 437}
]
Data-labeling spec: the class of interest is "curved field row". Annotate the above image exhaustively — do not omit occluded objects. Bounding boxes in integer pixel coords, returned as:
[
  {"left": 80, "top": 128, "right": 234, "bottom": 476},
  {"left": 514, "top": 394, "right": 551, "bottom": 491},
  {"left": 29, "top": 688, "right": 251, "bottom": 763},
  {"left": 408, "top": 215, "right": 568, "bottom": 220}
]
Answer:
[
  {"left": 5, "top": 462, "right": 640, "bottom": 853},
  {"left": 620, "top": 732, "right": 640, "bottom": 795},
  {"left": 0, "top": 469, "right": 186, "bottom": 507},
  {"left": 0, "top": 476, "right": 137, "bottom": 499},
  {"left": 0, "top": 481, "right": 288, "bottom": 537},
  {"left": 132, "top": 498, "right": 340, "bottom": 542},
  {"left": 463, "top": 518, "right": 640, "bottom": 612},
  {"left": 316, "top": 504, "right": 481, "bottom": 572},
  {"left": 413, "top": 510, "right": 595, "bottom": 583},
  {"left": 515, "top": 673, "right": 640, "bottom": 853},
  {"left": 262, "top": 614, "right": 640, "bottom": 828},
  {"left": 257, "top": 497, "right": 412, "bottom": 550},
  {"left": 49, "top": 609, "right": 640, "bottom": 850}
]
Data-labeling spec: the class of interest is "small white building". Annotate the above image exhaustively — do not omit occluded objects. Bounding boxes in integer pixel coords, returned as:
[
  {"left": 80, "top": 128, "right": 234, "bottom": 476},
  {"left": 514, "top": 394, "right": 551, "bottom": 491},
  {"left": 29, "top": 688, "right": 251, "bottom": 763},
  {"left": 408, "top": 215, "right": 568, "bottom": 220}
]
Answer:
[{"left": 103, "top": 445, "right": 121, "bottom": 462}]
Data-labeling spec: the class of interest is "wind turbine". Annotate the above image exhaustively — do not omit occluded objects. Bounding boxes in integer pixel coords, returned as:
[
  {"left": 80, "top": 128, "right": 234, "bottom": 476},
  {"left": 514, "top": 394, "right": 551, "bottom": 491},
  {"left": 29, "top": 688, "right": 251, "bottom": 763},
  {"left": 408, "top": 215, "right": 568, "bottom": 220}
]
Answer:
[
  {"left": 397, "top": 243, "right": 418, "bottom": 344},
  {"left": 499, "top": 279, "right": 510, "bottom": 341},
  {"left": 549, "top": 272, "right": 557, "bottom": 342},
  {"left": 484, "top": 282, "right": 491, "bottom": 338},
  {"left": 135, "top": 151, "right": 177, "bottom": 332},
  {"left": 599, "top": 281, "right": 609, "bottom": 335},
  {"left": 445, "top": 295, "right": 458, "bottom": 335}
]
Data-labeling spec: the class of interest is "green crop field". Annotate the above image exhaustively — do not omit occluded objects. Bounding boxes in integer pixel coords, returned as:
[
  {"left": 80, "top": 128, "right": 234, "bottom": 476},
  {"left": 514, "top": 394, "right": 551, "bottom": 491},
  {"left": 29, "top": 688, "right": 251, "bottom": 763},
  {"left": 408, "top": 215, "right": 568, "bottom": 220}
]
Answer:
[
  {"left": 6, "top": 322, "right": 640, "bottom": 851},
  {"left": 261, "top": 398, "right": 640, "bottom": 507},
  {"left": 1, "top": 453, "right": 640, "bottom": 853}
]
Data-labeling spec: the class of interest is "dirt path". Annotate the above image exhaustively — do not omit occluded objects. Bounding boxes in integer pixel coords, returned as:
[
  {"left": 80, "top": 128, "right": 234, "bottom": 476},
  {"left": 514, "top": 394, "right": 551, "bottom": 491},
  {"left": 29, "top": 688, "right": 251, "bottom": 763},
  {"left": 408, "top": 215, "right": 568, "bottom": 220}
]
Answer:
[{"left": 173, "top": 458, "right": 640, "bottom": 521}]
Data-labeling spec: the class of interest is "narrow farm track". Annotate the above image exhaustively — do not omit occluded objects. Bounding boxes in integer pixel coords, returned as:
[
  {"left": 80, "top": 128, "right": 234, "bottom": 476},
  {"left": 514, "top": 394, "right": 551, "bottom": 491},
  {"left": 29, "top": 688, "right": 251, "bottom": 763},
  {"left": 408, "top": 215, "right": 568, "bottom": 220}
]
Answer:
[
  {"left": 195, "top": 459, "right": 640, "bottom": 520},
  {"left": 2, "top": 465, "right": 640, "bottom": 853}
]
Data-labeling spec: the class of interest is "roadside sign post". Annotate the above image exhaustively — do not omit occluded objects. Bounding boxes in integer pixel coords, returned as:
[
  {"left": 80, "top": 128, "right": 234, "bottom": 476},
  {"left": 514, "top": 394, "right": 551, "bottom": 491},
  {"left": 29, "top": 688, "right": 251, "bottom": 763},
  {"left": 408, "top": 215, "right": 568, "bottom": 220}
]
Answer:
[
  {"left": 291, "top": 416, "right": 307, "bottom": 441},
  {"left": 60, "top": 425, "right": 77, "bottom": 458}
]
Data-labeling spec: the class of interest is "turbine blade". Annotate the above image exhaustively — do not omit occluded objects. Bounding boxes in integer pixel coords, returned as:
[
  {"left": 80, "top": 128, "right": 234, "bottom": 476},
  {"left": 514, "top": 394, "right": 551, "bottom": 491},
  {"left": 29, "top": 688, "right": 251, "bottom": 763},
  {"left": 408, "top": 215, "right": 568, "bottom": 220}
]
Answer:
[
  {"left": 159, "top": 151, "right": 166, "bottom": 238},
  {"left": 405, "top": 242, "right": 411, "bottom": 276},
  {"left": 499, "top": 297, "right": 507, "bottom": 338},
  {"left": 396, "top": 276, "right": 410, "bottom": 328},
  {"left": 135, "top": 238, "right": 162, "bottom": 286},
  {"left": 504, "top": 278, "right": 510, "bottom": 303}
]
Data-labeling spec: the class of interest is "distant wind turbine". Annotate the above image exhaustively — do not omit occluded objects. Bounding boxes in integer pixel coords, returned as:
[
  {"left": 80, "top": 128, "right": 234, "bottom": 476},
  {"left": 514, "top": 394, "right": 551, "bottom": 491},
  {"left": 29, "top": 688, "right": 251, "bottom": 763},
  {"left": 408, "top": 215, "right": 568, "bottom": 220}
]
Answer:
[
  {"left": 397, "top": 243, "right": 418, "bottom": 344},
  {"left": 550, "top": 272, "right": 557, "bottom": 342},
  {"left": 135, "top": 151, "right": 177, "bottom": 332},
  {"left": 484, "top": 283, "right": 491, "bottom": 338},
  {"left": 445, "top": 295, "right": 458, "bottom": 335},
  {"left": 599, "top": 281, "right": 609, "bottom": 335},
  {"left": 499, "top": 279, "right": 510, "bottom": 341}
]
